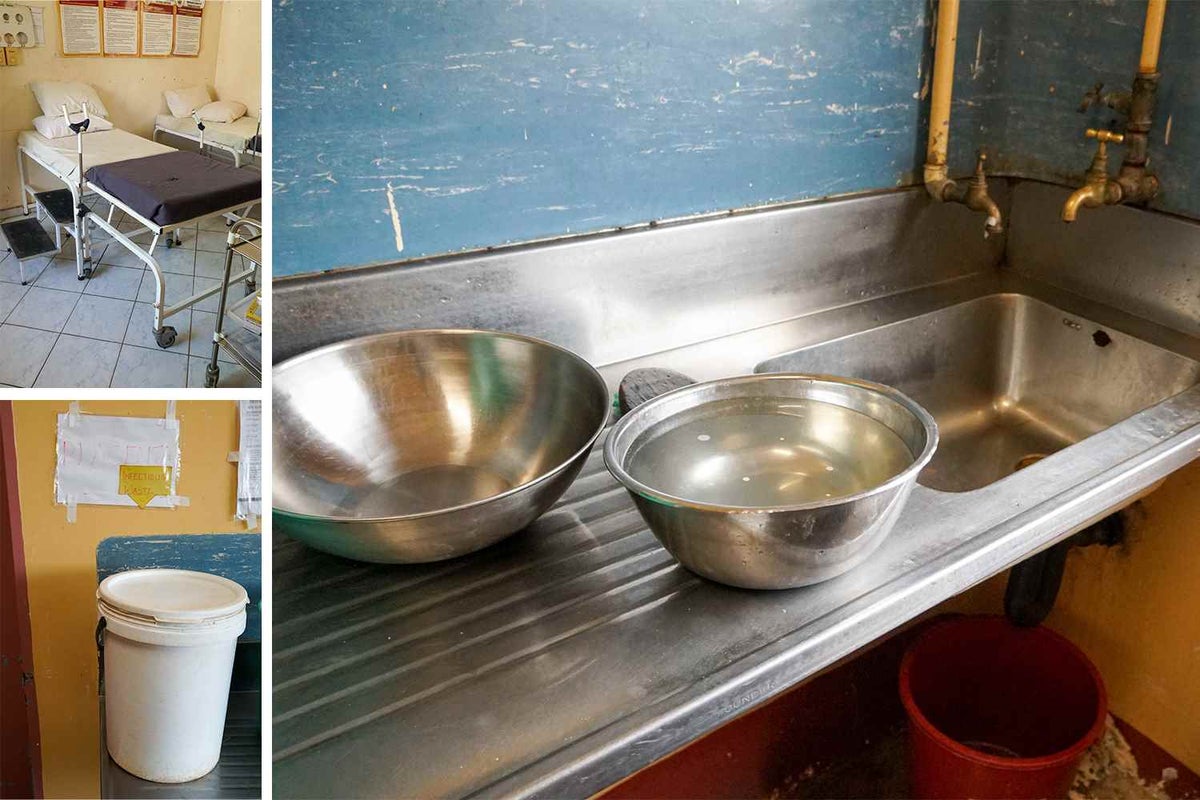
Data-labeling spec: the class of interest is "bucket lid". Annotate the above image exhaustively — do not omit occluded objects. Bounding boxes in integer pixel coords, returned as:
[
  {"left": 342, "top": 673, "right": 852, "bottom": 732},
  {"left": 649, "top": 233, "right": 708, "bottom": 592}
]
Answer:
[{"left": 98, "top": 569, "right": 248, "bottom": 626}]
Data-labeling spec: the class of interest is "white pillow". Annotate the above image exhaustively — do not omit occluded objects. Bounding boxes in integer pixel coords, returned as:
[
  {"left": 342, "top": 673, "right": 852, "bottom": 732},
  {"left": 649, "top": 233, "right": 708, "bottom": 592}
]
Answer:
[
  {"left": 30, "top": 80, "right": 110, "bottom": 119},
  {"left": 33, "top": 113, "right": 114, "bottom": 139},
  {"left": 165, "top": 85, "right": 212, "bottom": 118},
  {"left": 196, "top": 100, "right": 248, "bottom": 124}
]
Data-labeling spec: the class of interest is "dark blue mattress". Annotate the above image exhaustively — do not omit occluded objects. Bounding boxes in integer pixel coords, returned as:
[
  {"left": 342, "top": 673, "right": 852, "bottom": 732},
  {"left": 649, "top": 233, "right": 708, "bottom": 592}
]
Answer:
[{"left": 85, "top": 151, "right": 260, "bottom": 227}]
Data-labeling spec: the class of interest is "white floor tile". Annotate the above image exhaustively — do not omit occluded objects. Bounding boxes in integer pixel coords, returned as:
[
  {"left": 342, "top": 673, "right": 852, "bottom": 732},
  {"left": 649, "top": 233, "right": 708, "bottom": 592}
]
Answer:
[
  {"left": 189, "top": 310, "right": 237, "bottom": 363},
  {"left": 0, "top": 281, "right": 29, "bottom": 323},
  {"left": 32, "top": 259, "right": 88, "bottom": 292},
  {"left": 194, "top": 250, "right": 231, "bottom": 280},
  {"left": 0, "top": 255, "right": 50, "bottom": 285},
  {"left": 111, "top": 345, "right": 189, "bottom": 388},
  {"left": 6, "top": 287, "right": 80, "bottom": 332},
  {"left": 0, "top": 325, "right": 57, "bottom": 386},
  {"left": 84, "top": 265, "right": 144, "bottom": 300},
  {"left": 34, "top": 334, "right": 121, "bottom": 387},
  {"left": 137, "top": 271, "right": 194, "bottom": 306},
  {"left": 64, "top": 295, "right": 135, "bottom": 343},
  {"left": 196, "top": 229, "right": 231, "bottom": 253}
]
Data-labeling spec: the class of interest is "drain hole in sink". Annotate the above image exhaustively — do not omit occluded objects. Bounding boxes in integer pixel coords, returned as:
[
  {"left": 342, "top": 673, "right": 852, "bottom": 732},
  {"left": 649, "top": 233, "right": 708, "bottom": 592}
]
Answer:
[{"left": 1014, "top": 454, "right": 1048, "bottom": 472}]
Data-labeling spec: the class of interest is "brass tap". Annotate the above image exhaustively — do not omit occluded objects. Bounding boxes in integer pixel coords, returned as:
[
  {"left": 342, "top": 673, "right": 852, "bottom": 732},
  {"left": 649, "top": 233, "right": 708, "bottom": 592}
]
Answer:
[
  {"left": 928, "top": 150, "right": 1003, "bottom": 237},
  {"left": 1061, "top": 129, "right": 1124, "bottom": 222},
  {"left": 963, "top": 152, "right": 1003, "bottom": 237}
]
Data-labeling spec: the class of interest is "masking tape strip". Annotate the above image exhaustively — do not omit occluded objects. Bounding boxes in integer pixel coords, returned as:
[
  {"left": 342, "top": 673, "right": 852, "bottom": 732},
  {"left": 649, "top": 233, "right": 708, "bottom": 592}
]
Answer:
[
  {"left": 164, "top": 400, "right": 178, "bottom": 430},
  {"left": 228, "top": 451, "right": 240, "bottom": 463},
  {"left": 166, "top": 495, "right": 190, "bottom": 508},
  {"left": 245, "top": 514, "right": 258, "bottom": 530},
  {"left": 68, "top": 401, "right": 81, "bottom": 427},
  {"left": 66, "top": 495, "right": 77, "bottom": 523}
]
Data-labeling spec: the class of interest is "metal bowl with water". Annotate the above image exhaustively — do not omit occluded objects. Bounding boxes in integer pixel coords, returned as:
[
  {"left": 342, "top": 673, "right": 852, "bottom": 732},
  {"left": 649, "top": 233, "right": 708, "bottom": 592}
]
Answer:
[
  {"left": 273, "top": 330, "right": 610, "bottom": 563},
  {"left": 604, "top": 374, "right": 938, "bottom": 589}
]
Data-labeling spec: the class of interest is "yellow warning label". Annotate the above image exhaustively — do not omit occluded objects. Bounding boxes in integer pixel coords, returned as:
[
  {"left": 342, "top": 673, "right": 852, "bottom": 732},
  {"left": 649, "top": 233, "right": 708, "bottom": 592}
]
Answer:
[
  {"left": 245, "top": 296, "right": 261, "bottom": 325},
  {"left": 118, "top": 465, "right": 173, "bottom": 509}
]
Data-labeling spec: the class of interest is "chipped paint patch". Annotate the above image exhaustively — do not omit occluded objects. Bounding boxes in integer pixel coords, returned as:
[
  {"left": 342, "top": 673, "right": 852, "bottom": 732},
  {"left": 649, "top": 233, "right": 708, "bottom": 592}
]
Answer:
[{"left": 385, "top": 183, "right": 404, "bottom": 253}]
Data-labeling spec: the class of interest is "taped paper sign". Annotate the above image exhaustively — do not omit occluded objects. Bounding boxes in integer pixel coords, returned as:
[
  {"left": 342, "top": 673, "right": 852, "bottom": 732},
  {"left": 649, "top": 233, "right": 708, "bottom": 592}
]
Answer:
[
  {"left": 118, "top": 464, "right": 173, "bottom": 508},
  {"left": 55, "top": 406, "right": 182, "bottom": 514}
]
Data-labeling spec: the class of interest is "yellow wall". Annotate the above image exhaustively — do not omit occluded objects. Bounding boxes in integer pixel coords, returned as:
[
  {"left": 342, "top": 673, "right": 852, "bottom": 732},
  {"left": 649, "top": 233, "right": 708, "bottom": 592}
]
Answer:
[
  {"left": 1, "top": 0, "right": 261, "bottom": 210},
  {"left": 942, "top": 458, "right": 1200, "bottom": 772},
  {"left": 12, "top": 400, "right": 259, "bottom": 799},
  {"left": 214, "top": 0, "right": 262, "bottom": 114}
]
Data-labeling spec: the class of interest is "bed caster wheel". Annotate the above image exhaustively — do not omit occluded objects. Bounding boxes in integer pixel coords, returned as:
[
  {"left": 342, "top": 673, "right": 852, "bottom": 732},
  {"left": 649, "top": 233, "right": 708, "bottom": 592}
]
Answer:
[
  {"left": 78, "top": 268, "right": 92, "bottom": 280},
  {"left": 244, "top": 278, "right": 256, "bottom": 294},
  {"left": 155, "top": 326, "right": 177, "bottom": 349},
  {"left": 205, "top": 365, "right": 220, "bottom": 388},
  {"left": 165, "top": 238, "right": 175, "bottom": 249}
]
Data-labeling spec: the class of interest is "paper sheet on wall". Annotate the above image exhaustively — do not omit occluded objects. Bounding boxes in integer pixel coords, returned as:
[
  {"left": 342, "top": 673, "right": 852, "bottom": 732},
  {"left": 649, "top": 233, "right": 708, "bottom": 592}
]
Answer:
[
  {"left": 101, "top": 0, "right": 137, "bottom": 54},
  {"left": 55, "top": 407, "right": 182, "bottom": 515},
  {"left": 59, "top": 0, "right": 101, "bottom": 55},
  {"left": 139, "top": 0, "right": 172, "bottom": 55},
  {"left": 32, "top": 6, "right": 45, "bottom": 44},
  {"left": 236, "top": 400, "right": 261, "bottom": 525},
  {"left": 171, "top": 0, "right": 200, "bottom": 56}
]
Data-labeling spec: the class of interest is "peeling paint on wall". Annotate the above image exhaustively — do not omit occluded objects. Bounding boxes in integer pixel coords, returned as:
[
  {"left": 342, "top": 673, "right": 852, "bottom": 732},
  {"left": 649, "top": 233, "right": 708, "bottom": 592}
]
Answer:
[{"left": 273, "top": 0, "right": 932, "bottom": 275}]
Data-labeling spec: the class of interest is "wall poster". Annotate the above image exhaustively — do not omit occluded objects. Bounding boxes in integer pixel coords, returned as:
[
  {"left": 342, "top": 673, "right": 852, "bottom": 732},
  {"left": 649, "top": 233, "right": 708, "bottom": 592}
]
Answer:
[
  {"left": 139, "top": 0, "right": 171, "bottom": 55},
  {"left": 101, "top": 0, "right": 137, "bottom": 55},
  {"left": 171, "top": 0, "right": 200, "bottom": 56},
  {"left": 58, "top": 0, "right": 100, "bottom": 55}
]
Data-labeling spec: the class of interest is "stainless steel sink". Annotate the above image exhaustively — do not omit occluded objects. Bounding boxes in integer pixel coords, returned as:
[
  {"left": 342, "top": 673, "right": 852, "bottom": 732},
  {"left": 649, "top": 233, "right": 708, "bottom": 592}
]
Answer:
[{"left": 757, "top": 293, "right": 1200, "bottom": 492}]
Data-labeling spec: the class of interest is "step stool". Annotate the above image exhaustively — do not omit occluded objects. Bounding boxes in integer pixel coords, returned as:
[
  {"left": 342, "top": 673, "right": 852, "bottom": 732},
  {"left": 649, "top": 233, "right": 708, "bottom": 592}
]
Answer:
[{"left": 0, "top": 217, "right": 58, "bottom": 285}]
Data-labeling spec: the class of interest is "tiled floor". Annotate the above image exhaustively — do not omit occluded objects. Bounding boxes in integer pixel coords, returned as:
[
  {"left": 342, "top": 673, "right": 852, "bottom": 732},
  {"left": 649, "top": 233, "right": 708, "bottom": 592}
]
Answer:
[{"left": 0, "top": 205, "right": 260, "bottom": 388}]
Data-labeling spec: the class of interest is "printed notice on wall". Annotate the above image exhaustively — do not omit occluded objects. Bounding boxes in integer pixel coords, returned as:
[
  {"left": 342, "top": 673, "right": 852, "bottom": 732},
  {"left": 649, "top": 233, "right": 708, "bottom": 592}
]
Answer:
[
  {"left": 55, "top": 409, "right": 182, "bottom": 512},
  {"left": 172, "top": 0, "right": 201, "bottom": 56},
  {"left": 58, "top": 0, "right": 101, "bottom": 55},
  {"left": 101, "top": 0, "right": 138, "bottom": 55},
  {"left": 139, "top": 0, "right": 172, "bottom": 55},
  {"left": 236, "top": 400, "right": 261, "bottom": 525}
]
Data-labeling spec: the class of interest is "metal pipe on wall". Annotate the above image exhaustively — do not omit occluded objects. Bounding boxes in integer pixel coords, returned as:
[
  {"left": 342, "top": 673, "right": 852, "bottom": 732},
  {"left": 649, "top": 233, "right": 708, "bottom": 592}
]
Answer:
[
  {"left": 923, "top": 0, "right": 959, "bottom": 199},
  {"left": 1139, "top": 0, "right": 1167, "bottom": 73}
]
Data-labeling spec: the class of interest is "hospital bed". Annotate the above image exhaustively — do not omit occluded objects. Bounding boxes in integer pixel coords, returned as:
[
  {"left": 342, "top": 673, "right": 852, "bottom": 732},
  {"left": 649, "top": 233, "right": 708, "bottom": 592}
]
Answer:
[
  {"left": 153, "top": 113, "right": 262, "bottom": 167},
  {"left": 17, "top": 113, "right": 260, "bottom": 348}
]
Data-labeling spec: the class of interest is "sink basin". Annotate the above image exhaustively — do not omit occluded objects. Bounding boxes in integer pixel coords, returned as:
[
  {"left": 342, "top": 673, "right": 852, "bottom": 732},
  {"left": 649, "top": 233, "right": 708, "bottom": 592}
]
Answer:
[{"left": 757, "top": 293, "right": 1200, "bottom": 492}]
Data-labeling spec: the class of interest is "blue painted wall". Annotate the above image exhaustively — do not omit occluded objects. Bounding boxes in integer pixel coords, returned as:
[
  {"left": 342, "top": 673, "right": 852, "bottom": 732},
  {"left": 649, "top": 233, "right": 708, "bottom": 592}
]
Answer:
[
  {"left": 274, "top": 0, "right": 930, "bottom": 275},
  {"left": 274, "top": 0, "right": 1199, "bottom": 277}
]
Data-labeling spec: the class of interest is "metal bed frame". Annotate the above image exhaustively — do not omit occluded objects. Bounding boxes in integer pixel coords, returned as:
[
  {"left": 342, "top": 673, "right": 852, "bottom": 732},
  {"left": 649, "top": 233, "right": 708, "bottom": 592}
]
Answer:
[
  {"left": 152, "top": 112, "right": 261, "bottom": 168},
  {"left": 16, "top": 107, "right": 259, "bottom": 348}
]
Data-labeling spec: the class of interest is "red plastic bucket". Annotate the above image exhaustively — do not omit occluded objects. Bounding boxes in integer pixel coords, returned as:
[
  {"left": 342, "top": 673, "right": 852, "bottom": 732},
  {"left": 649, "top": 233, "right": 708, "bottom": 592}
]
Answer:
[{"left": 899, "top": 615, "right": 1107, "bottom": 799}]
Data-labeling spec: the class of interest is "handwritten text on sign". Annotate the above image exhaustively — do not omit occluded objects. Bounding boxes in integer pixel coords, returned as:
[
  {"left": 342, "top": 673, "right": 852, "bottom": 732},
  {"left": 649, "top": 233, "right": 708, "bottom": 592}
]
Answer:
[{"left": 118, "top": 465, "right": 173, "bottom": 508}]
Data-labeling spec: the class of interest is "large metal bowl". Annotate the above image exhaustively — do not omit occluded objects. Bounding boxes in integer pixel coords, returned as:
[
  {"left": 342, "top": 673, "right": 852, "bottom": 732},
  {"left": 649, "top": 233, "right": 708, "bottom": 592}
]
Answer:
[
  {"left": 604, "top": 374, "right": 937, "bottom": 589},
  {"left": 274, "top": 330, "right": 610, "bottom": 563}
]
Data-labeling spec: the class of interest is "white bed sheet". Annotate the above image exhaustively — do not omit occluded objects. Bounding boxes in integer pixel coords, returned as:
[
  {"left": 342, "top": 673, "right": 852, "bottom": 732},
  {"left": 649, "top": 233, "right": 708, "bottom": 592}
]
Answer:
[
  {"left": 154, "top": 114, "right": 260, "bottom": 152},
  {"left": 18, "top": 128, "right": 175, "bottom": 182}
]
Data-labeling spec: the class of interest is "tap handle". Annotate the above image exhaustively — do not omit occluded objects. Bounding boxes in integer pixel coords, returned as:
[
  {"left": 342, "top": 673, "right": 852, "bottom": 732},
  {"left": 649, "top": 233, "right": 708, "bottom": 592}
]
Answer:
[
  {"left": 1085, "top": 128, "right": 1123, "bottom": 161},
  {"left": 1079, "top": 82, "right": 1104, "bottom": 113},
  {"left": 1085, "top": 128, "right": 1124, "bottom": 144}
]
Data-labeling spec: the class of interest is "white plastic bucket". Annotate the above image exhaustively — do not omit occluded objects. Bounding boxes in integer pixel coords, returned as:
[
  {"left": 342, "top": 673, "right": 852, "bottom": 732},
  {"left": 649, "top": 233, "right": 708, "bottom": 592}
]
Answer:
[{"left": 97, "top": 568, "right": 248, "bottom": 783}]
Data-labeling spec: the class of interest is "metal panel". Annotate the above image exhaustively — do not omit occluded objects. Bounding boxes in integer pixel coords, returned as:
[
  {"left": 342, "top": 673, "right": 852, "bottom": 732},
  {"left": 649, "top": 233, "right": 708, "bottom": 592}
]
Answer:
[
  {"left": 273, "top": 382, "right": 1200, "bottom": 799},
  {"left": 273, "top": 186, "right": 1006, "bottom": 363},
  {"left": 1006, "top": 181, "right": 1200, "bottom": 338}
]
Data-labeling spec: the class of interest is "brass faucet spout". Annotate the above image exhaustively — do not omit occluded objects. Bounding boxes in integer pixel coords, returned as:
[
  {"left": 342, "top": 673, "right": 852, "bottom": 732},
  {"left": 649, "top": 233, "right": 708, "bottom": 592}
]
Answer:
[
  {"left": 1061, "top": 129, "right": 1125, "bottom": 222},
  {"left": 1062, "top": 184, "right": 1103, "bottom": 222}
]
